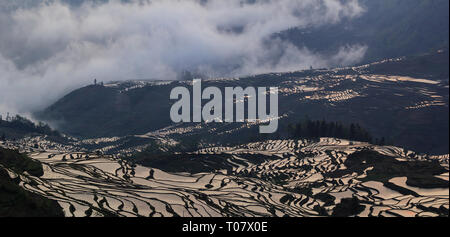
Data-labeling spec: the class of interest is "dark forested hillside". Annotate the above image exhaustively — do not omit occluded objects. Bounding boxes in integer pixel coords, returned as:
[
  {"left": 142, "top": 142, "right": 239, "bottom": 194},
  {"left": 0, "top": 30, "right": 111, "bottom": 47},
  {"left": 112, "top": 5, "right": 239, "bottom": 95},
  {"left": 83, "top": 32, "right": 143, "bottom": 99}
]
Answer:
[
  {"left": 0, "top": 148, "right": 64, "bottom": 217},
  {"left": 0, "top": 115, "right": 62, "bottom": 140},
  {"left": 36, "top": 84, "right": 175, "bottom": 138}
]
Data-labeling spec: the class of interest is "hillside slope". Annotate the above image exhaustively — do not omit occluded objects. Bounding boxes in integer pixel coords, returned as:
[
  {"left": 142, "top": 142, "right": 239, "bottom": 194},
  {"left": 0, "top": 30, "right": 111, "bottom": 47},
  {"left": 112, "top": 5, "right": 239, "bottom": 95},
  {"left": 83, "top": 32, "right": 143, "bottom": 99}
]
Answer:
[
  {"left": 37, "top": 51, "right": 449, "bottom": 154},
  {"left": 0, "top": 148, "right": 64, "bottom": 217}
]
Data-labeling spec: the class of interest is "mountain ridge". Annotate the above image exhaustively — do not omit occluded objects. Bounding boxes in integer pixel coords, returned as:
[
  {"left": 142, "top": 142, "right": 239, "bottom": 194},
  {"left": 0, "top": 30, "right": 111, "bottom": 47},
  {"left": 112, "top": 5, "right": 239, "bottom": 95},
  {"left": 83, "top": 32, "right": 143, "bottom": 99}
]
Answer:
[{"left": 36, "top": 50, "right": 449, "bottom": 154}]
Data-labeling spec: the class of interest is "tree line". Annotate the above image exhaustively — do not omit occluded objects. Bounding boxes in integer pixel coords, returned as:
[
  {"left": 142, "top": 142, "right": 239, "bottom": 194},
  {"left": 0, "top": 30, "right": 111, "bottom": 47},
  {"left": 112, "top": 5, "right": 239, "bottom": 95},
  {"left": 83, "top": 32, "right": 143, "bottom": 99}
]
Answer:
[
  {"left": 288, "top": 119, "right": 387, "bottom": 145},
  {"left": 0, "top": 115, "right": 61, "bottom": 140}
]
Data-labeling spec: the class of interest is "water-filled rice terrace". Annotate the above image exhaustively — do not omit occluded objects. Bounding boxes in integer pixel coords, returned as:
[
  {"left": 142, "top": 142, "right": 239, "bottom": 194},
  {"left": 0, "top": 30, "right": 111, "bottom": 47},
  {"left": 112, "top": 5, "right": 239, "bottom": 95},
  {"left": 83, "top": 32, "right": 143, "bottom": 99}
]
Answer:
[{"left": 3, "top": 138, "right": 448, "bottom": 217}]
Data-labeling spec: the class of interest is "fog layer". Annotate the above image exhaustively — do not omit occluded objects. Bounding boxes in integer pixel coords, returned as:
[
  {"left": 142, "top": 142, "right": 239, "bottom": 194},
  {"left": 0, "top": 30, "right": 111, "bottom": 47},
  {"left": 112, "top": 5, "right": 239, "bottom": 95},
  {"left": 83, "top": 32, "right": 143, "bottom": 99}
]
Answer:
[{"left": 0, "top": 0, "right": 367, "bottom": 114}]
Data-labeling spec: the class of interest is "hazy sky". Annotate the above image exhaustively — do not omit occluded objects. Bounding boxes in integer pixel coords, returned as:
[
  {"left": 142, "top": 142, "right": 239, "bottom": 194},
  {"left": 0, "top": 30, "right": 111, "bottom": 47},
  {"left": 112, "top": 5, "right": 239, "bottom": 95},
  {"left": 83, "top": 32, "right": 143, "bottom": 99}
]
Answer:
[{"left": 0, "top": 0, "right": 367, "bottom": 115}]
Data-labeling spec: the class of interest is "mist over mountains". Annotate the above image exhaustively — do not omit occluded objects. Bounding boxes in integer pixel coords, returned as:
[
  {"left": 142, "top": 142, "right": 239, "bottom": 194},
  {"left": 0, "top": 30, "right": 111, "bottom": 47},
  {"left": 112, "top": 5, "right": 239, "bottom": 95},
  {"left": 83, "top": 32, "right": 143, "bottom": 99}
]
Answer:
[
  {"left": 0, "top": 0, "right": 449, "bottom": 219},
  {"left": 0, "top": 0, "right": 365, "bottom": 115},
  {"left": 0, "top": 0, "right": 448, "bottom": 116},
  {"left": 280, "top": 0, "right": 449, "bottom": 63}
]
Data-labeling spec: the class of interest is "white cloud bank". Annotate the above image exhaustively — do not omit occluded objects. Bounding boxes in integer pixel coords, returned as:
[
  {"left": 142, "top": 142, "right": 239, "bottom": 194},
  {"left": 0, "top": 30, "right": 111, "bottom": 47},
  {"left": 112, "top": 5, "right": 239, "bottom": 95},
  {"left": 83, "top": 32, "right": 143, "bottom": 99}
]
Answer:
[{"left": 0, "top": 0, "right": 367, "bottom": 115}]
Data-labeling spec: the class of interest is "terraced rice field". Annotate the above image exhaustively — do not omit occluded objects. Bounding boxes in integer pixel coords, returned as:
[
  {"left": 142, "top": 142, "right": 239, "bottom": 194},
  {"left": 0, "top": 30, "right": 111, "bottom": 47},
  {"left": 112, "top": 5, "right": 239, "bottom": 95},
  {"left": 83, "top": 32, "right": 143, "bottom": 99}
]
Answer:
[{"left": 3, "top": 138, "right": 448, "bottom": 217}]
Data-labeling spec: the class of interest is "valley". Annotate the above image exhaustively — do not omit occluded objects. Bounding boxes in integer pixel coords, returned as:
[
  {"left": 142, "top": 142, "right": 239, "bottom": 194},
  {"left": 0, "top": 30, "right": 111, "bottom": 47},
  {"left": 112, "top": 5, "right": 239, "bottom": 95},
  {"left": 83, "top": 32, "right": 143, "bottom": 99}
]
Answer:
[
  {"left": 0, "top": 0, "right": 449, "bottom": 224},
  {"left": 1, "top": 50, "right": 448, "bottom": 218}
]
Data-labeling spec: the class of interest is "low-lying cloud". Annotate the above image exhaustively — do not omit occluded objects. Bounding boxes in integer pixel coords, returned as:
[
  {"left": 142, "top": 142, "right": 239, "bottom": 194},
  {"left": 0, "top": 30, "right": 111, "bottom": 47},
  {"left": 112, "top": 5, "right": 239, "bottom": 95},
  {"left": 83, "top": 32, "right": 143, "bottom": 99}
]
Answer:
[{"left": 0, "top": 0, "right": 367, "bottom": 115}]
